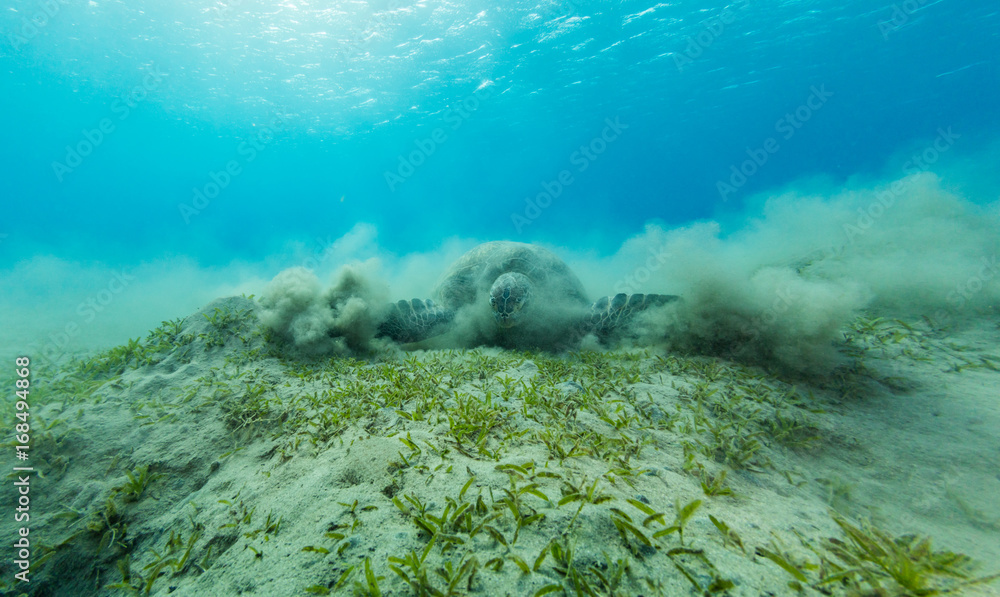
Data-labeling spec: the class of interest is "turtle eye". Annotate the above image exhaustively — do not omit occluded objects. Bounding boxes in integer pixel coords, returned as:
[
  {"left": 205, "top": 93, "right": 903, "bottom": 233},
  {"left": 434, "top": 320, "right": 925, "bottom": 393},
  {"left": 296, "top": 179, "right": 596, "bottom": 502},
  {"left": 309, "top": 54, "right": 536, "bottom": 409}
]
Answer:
[{"left": 489, "top": 296, "right": 496, "bottom": 307}]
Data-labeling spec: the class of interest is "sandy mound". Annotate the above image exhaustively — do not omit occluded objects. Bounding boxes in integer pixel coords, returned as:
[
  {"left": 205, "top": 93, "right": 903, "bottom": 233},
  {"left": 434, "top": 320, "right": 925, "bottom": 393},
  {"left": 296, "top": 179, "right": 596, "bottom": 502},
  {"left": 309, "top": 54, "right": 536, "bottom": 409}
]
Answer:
[{"left": 2, "top": 296, "right": 998, "bottom": 596}]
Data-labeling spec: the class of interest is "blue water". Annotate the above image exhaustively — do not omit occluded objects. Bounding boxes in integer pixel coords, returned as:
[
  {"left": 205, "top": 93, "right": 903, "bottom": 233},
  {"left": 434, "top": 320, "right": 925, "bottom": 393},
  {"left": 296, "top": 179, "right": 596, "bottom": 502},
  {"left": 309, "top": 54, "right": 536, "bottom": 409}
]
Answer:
[
  {"left": 3, "top": 7, "right": 1000, "bottom": 594},
  {"left": 2, "top": 0, "right": 996, "bottom": 267},
  {"left": 2, "top": 0, "right": 999, "bottom": 368}
]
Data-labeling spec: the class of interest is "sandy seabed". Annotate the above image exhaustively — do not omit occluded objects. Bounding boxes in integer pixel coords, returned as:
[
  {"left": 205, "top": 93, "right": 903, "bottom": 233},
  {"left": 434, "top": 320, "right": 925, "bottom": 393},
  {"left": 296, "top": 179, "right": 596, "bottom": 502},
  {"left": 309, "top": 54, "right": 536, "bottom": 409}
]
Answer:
[{"left": 2, "top": 295, "right": 999, "bottom": 597}]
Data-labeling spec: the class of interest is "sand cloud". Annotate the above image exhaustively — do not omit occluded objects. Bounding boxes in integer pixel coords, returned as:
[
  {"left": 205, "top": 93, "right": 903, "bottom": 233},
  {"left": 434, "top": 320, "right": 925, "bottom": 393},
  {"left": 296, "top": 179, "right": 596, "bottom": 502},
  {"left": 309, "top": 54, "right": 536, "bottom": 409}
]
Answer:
[{"left": 5, "top": 162, "right": 997, "bottom": 375}]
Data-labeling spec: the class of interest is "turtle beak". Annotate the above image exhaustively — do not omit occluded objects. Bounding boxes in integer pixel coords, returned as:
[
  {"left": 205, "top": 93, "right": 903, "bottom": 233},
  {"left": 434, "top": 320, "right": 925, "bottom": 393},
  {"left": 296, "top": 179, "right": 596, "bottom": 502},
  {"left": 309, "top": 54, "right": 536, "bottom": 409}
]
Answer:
[
  {"left": 491, "top": 293, "right": 525, "bottom": 328},
  {"left": 496, "top": 311, "right": 518, "bottom": 328},
  {"left": 489, "top": 273, "right": 531, "bottom": 329}
]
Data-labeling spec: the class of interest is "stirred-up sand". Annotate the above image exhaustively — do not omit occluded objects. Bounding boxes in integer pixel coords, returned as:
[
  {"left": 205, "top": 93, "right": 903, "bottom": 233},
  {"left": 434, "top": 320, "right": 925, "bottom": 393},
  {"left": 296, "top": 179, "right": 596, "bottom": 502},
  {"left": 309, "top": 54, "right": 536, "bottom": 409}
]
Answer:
[{"left": 2, "top": 295, "right": 998, "bottom": 596}]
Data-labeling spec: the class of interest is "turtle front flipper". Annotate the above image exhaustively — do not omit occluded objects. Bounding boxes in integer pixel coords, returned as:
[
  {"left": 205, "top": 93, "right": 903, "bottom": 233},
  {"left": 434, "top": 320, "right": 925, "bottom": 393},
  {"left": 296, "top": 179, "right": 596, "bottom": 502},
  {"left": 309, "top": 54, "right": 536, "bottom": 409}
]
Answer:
[
  {"left": 377, "top": 299, "right": 455, "bottom": 343},
  {"left": 589, "top": 293, "right": 679, "bottom": 338}
]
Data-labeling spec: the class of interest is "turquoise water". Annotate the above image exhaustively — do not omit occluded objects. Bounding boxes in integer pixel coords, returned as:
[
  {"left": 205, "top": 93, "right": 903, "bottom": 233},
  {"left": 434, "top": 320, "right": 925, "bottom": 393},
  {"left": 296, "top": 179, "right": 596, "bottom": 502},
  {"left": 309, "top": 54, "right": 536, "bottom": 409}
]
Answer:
[
  {"left": 2, "top": 4, "right": 1000, "bottom": 595},
  {"left": 3, "top": 0, "right": 997, "bottom": 259},
  {"left": 1, "top": 0, "right": 998, "bottom": 360}
]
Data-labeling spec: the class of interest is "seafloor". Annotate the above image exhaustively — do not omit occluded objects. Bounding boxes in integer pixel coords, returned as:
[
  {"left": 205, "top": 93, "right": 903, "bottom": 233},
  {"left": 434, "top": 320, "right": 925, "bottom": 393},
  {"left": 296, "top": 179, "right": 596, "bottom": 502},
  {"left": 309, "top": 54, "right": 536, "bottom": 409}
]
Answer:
[{"left": 1, "top": 296, "right": 998, "bottom": 596}]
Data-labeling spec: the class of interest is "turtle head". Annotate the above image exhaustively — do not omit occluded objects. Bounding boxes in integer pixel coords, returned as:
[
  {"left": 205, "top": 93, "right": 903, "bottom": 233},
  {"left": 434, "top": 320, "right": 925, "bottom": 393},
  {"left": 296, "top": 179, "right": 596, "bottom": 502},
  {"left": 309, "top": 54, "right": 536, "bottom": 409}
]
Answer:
[{"left": 489, "top": 273, "right": 532, "bottom": 328}]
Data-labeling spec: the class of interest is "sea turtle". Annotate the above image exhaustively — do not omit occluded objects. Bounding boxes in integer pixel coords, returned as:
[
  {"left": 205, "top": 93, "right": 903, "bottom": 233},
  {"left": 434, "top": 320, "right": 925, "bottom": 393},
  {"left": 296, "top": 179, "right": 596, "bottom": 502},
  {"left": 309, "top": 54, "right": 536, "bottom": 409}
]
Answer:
[{"left": 376, "top": 241, "right": 677, "bottom": 349}]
